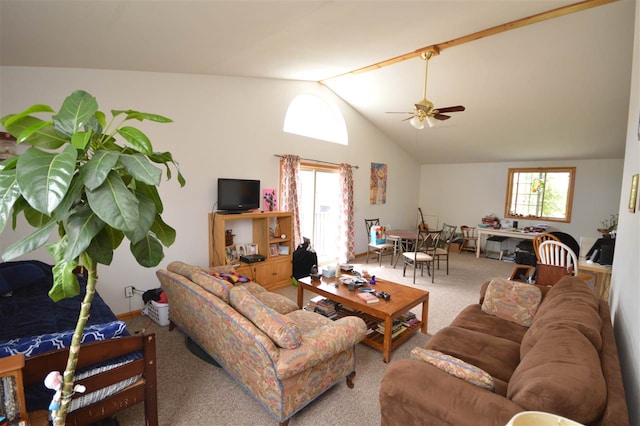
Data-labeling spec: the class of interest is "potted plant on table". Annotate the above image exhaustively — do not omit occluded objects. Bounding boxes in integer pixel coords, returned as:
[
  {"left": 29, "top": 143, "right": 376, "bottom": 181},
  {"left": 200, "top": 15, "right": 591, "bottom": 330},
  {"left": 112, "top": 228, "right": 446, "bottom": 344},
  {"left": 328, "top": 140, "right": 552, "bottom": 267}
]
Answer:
[
  {"left": 597, "top": 214, "right": 618, "bottom": 238},
  {"left": 0, "top": 90, "right": 185, "bottom": 425}
]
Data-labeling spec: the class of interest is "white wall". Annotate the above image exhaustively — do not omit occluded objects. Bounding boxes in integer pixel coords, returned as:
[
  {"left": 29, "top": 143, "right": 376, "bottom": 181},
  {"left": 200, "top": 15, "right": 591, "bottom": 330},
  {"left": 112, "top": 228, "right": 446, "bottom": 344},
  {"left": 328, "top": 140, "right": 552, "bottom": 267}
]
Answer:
[
  {"left": 610, "top": 0, "right": 640, "bottom": 422},
  {"left": 0, "top": 66, "right": 420, "bottom": 314},
  {"left": 419, "top": 159, "right": 623, "bottom": 248}
]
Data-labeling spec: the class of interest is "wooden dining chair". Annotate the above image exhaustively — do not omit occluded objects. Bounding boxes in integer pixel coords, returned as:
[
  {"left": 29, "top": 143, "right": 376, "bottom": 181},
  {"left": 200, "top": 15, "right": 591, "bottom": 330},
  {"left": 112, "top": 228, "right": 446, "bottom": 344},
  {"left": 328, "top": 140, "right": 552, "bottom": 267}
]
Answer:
[
  {"left": 537, "top": 240, "right": 578, "bottom": 276},
  {"left": 532, "top": 233, "right": 560, "bottom": 261},
  {"left": 458, "top": 226, "right": 478, "bottom": 254}
]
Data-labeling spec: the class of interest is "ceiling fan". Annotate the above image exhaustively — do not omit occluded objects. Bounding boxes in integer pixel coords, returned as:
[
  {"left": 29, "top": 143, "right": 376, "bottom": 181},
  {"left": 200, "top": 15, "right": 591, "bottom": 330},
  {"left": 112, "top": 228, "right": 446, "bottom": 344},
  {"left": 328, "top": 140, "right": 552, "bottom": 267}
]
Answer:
[{"left": 387, "top": 50, "right": 465, "bottom": 129}]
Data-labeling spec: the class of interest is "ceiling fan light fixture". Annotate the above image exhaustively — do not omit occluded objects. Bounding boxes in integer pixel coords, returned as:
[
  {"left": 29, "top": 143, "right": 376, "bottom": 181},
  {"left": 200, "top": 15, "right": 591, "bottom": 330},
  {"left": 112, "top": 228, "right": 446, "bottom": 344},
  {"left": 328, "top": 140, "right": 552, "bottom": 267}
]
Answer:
[
  {"left": 426, "top": 115, "right": 437, "bottom": 128},
  {"left": 410, "top": 116, "right": 425, "bottom": 130}
]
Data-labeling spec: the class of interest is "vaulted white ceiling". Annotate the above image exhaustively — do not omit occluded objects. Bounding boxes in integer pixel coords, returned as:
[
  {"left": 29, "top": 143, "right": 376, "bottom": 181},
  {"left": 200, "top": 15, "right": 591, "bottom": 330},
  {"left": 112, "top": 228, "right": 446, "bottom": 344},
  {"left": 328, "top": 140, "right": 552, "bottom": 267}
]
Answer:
[{"left": 0, "top": 0, "right": 635, "bottom": 164}]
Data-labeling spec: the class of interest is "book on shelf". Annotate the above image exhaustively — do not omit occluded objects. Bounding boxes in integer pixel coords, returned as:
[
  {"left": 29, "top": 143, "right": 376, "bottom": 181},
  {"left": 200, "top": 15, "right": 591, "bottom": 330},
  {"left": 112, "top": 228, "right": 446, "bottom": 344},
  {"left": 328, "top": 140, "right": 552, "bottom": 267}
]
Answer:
[
  {"left": 357, "top": 292, "right": 379, "bottom": 304},
  {"left": 376, "top": 325, "right": 407, "bottom": 339}
]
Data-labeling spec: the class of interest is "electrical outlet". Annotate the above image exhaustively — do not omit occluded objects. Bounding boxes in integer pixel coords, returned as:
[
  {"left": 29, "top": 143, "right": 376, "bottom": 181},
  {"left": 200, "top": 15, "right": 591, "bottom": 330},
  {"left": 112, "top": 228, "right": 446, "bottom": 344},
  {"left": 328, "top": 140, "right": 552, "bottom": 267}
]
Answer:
[{"left": 125, "top": 286, "right": 134, "bottom": 298}]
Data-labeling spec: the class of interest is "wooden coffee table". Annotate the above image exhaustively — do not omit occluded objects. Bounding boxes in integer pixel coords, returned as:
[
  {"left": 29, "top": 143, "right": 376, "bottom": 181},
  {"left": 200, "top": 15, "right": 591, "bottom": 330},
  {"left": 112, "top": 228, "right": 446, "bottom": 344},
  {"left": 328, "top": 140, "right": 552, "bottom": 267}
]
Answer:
[{"left": 297, "top": 275, "right": 429, "bottom": 363}]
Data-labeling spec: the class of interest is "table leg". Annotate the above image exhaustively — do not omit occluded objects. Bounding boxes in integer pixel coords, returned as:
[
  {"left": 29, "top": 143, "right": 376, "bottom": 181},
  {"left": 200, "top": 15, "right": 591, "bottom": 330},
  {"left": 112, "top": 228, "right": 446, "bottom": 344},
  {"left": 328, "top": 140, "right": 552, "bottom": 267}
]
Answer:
[
  {"left": 383, "top": 316, "right": 392, "bottom": 363},
  {"left": 476, "top": 236, "right": 481, "bottom": 258},
  {"left": 421, "top": 297, "right": 429, "bottom": 334},
  {"left": 297, "top": 284, "right": 304, "bottom": 308}
]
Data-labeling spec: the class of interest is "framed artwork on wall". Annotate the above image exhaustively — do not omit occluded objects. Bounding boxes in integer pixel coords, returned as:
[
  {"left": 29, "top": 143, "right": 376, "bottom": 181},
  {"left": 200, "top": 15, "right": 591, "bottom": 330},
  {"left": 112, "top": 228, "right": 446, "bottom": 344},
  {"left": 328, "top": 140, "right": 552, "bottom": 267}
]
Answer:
[{"left": 629, "top": 174, "right": 638, "bottom": 213}]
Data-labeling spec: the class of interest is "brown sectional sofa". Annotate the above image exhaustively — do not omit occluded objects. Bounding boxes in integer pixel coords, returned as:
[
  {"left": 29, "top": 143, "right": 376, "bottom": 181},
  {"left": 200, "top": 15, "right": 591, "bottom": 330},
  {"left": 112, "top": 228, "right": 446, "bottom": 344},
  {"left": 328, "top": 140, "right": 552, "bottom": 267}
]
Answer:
[{"left": 379, "top": 276, "right": 628, "bottom": 426}]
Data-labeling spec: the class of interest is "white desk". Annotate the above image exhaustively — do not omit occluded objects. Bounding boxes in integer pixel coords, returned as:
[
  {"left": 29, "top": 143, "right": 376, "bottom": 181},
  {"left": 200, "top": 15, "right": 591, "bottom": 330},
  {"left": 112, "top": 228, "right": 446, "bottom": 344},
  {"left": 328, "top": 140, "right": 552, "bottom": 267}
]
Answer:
[{"left": 475, "top": 228, "right": 542, "bottom": 258}]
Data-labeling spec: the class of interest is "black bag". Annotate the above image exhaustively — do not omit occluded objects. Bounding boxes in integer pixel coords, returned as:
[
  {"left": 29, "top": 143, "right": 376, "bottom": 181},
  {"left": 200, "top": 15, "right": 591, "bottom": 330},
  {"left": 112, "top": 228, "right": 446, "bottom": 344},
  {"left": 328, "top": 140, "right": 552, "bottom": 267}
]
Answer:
[{"left": 292, "top": 239, "right": 318, "bottom": 279}]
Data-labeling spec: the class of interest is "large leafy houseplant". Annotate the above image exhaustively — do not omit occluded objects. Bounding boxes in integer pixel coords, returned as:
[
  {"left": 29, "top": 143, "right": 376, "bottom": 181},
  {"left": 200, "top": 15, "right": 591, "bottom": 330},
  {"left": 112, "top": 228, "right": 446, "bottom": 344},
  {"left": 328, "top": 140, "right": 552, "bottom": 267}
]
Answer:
[{"left": 0, "top": 90, "right": 185, "bottom": 425}]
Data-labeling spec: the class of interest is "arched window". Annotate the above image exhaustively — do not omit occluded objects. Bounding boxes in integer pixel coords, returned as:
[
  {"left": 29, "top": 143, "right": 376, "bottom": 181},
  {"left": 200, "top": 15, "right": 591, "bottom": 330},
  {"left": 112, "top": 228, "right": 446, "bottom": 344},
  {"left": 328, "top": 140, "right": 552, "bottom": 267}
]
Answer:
[{"left": 283, "top": 93, "right": 348, "bottom": 145}]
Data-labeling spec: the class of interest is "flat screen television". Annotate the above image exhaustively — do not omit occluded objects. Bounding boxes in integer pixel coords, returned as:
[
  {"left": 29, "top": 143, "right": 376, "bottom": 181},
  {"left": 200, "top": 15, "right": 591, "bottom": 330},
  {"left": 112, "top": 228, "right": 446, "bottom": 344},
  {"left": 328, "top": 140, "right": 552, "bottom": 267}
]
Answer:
[{"left": 217, "top": 178, "right": 261, "bottom": 212}]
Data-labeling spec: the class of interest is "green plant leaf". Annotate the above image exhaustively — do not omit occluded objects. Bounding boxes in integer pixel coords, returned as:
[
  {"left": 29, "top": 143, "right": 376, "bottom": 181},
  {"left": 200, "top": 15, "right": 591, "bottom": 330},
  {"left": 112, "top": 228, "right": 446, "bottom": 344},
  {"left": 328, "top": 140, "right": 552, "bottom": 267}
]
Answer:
[
  {"left": 17, "top": 120, "right": 53, "bottom": 143},
  {"left": 112, "top": 110, "right": 173, "bottom": 123},
  {"left": 119, "top": 153, "right": 162, "bottom": 185},
  {"left": 52, "top": 90, "right": 98, "bottom": 138},
  {"left": 94, "top": 111, "right": 106, "bottom": 129},
  {"left": 47, "top": 239, "right": 80, "bottom": 301},
  {"left": 16, "top": 145, "right": 78, "bottom": 215},
  {"left": 80, "top": 151, "right": 120, "bottom": 191},
  {"left": 1, "top": 104, "right": 54, "bottom": 128},
  {"left": 86, "top": 172, "right": 139, "bottom": 232},
  {"left": 130, "top": 234, "right": 164, "bottom": 267},
  {"left": 86, "top": 227, "right": 116, "bottom": 265},
  {"left": 24, "top": 205, "right": 52, "bottom": 228},
  {"left": 2, "top": 116, "right": 67, "bottom": 149},
  {"left": 149, "top": 151, "right": 186, "bottom": 187},
  {"left": 70, "top": 130, "right": 92, "bottom": 150},
  {"left": 135, "top": 182, "right": 163, "bottom": 214},
  {"left": 0, "top": 169, "right": 21, "bottom": 234},
  {"left": 63, "top": 204, "right": 105, "bottom": 262},
  {"left": 150, "top": 214, "right": 176, "bottom": 246},
  {"left": 2, "top": 219, "right": 57, "bottom": 261},
  {"left": 117, "top": 126, "right": 152, "bottom": 155},
  {"left": 0, "top": 156, "right": 18, "bottom": 171},
  {"left": 52, "top": 176, "right": 84, "bottom": 222},
  {"left": 124, "top": 191, "right": 155, "bottom": 244}
]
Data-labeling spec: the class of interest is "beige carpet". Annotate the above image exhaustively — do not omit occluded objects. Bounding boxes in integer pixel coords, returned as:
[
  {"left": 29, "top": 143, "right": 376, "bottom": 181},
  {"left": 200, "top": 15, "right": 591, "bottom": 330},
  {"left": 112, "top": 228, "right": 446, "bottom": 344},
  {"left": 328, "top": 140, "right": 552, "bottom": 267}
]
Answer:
[{"left": 115, "top": 251, "right": 515, "bottom": 425}]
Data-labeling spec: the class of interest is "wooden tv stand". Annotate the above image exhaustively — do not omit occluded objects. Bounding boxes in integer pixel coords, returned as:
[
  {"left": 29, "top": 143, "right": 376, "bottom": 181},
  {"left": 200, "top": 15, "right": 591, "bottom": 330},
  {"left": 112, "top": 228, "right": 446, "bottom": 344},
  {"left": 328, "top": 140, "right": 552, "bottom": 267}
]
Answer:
[{"left": 208, "top": 211, "right": 293, "bottom": 291}]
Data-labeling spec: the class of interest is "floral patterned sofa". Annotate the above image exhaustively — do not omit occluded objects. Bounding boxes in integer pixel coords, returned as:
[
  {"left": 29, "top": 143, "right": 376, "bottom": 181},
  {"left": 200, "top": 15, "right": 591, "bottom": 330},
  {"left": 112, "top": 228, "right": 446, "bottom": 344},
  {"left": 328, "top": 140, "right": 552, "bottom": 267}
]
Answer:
[{"left": 156, "top": 261, "right": 367, "bottom": 426}]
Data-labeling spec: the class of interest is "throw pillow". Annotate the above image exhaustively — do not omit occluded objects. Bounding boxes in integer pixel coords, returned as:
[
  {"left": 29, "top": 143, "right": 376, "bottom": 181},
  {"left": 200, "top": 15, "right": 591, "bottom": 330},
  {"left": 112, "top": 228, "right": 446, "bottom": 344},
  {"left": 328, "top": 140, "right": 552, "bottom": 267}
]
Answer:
[
  {"left": 191, "top": 271, "right": 233, "bottom": 303},
  {"left": 212, "top": 272, "right": 250, "bottom": 284},
  {"left": 410, "top": 347, "right": 495, "bottom": 391},
  {"left": 230, "top": 287, "right": 302, "bottom": 349},
  {"left": 481, "top": 278, "right": 542, "bottom": 327},
  {"left": 535, "top": 263, "right": 572, "bottom": 286},
  {"left": 0, "top": 263, "right": 46, "bottom": 295}
]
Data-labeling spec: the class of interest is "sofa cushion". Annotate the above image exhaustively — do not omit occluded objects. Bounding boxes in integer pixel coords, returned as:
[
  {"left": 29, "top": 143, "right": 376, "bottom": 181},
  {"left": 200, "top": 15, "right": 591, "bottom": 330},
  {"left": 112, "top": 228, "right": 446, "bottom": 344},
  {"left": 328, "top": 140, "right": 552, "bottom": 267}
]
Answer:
[
  {"left": 191, "top": 270, "right": 233, "bottom": 303},
  {"left": 450, "top": 304, "right": 528, "bottom": 344},
  {"left": 521, "top": 276, "right": 602, "bottom": 358},
  {"left": 481, "top": 278, "right": 542, "bottom": 327},
  {"left": 508, "top": 326, "right": 606, "bottom": 424},
  {"left": 410, "top": 348, "right": 495, "bottom": 391},
  {"left": 230, "top": 287, "right": 302, "bottom": 349},
  {"left": 425, "top": 326, "right": 521, "bottom": 383}
]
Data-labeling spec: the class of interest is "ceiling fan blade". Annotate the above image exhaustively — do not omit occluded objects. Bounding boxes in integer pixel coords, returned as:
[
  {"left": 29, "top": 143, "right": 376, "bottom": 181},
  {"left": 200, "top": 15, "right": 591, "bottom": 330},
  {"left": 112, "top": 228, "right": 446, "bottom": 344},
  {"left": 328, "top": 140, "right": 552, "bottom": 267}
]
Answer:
[
  {"left": 433, "top": 114, "right": 451, "bottom": 121},
  {"left": 401, "top": 116, "right": 415, "bottom": 122},
  {"left": 435, "top": 105, "right": 465, "bottom": 113}
]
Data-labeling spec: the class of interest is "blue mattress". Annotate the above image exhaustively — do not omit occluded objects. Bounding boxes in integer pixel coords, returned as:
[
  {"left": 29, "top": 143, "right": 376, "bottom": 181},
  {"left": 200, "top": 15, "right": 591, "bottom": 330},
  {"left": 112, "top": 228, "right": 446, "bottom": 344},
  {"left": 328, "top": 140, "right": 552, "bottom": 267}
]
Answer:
[
  {"left": 0, "top": 260, "right": 120, "bottom": 341},
  {"left": 0, "top": 260, "right": 139, "bottom": 412}
]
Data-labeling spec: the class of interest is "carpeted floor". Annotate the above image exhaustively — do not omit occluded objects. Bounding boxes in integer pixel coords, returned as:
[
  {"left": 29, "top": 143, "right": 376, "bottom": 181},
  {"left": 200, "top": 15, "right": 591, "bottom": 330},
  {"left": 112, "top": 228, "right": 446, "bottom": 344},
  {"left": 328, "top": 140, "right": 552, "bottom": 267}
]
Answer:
[{"left": 115, "top": 251, "right": 515, "bottom": 425}]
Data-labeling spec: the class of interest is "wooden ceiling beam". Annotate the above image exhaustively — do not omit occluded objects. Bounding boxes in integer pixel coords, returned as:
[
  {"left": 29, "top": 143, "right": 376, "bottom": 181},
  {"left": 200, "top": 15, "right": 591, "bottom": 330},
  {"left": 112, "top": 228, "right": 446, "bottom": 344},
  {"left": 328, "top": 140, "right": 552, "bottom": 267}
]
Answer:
[{"left": 320, "top": 0, "right": 618, "bottom": 84}]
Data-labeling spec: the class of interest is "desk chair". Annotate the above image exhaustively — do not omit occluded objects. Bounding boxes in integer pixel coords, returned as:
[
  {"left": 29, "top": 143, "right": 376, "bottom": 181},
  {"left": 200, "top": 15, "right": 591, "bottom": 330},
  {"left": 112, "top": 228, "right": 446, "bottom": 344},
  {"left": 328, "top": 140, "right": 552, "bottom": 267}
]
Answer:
[
  {"left": 403, "top": 229, "right": 439, "bottom": 283},
  {"left": 365, "top": 218, "right": 395, "bottom": 266},
  {"left": 458, "top": 226, "right": 478, "bottom": 253},
  {"left": 535, "top": 235, "right": 592, "bottom": 282}
]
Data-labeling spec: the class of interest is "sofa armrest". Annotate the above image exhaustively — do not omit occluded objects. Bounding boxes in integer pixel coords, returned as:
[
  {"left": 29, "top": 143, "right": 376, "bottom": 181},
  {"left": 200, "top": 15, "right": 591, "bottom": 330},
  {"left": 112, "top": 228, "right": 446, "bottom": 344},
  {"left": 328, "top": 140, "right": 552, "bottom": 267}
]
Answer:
[
  {"left": 275, "top": 316, "right": 367, "bottom": 380},
  {"left": 380, "top": 359, "right": 523, "bottom": 426}
]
